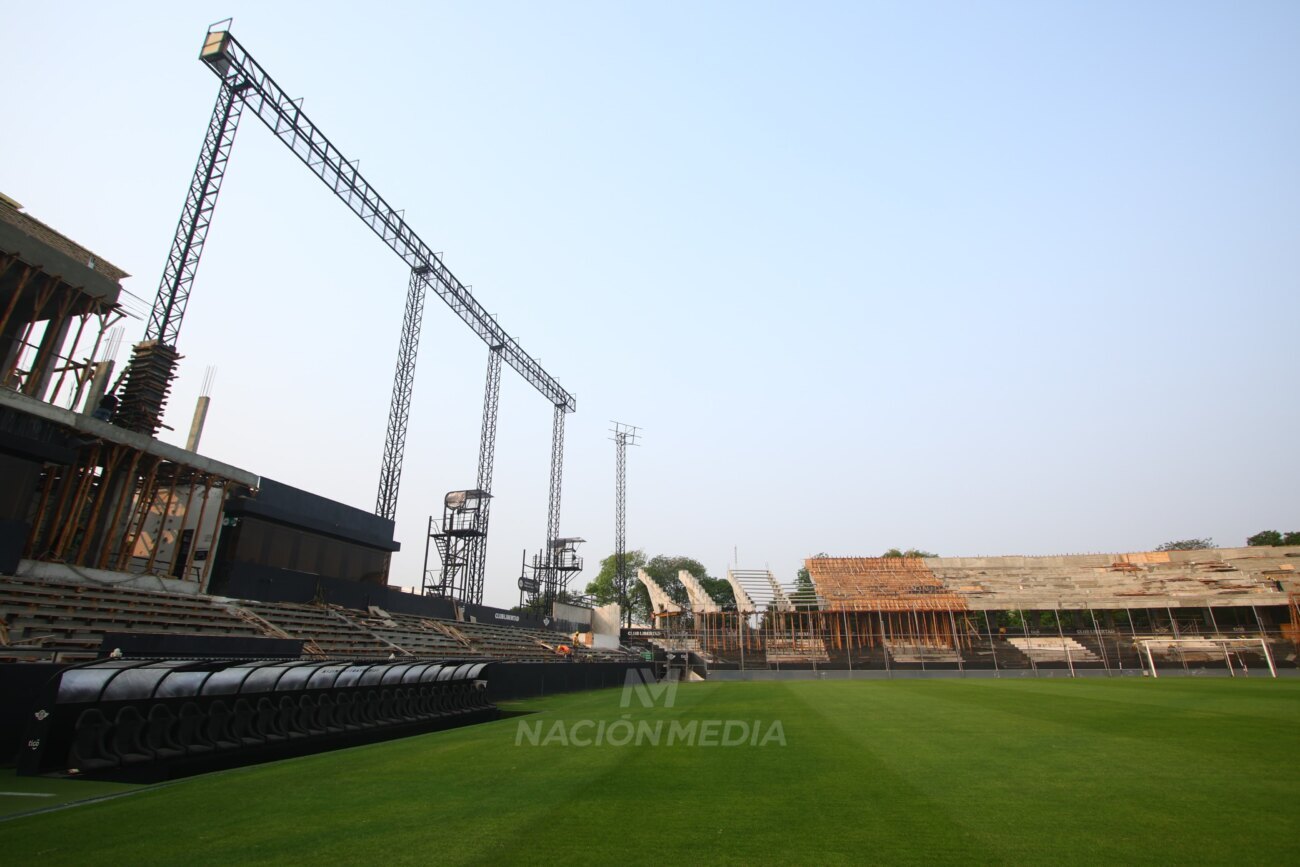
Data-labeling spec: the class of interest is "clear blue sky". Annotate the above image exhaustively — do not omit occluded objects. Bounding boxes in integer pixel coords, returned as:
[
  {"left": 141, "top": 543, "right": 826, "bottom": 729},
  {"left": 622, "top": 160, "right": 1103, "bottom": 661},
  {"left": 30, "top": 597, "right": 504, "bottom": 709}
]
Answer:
[{"left": 3, "top": 2, "right": 1297, "bottom": 607}]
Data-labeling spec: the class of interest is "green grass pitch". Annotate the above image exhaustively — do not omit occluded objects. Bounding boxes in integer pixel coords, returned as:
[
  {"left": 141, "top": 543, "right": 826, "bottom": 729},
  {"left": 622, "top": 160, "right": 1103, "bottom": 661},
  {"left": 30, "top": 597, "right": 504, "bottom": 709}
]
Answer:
[{"left": 3, "top": 679, "right": 1297, "bottom": 865}]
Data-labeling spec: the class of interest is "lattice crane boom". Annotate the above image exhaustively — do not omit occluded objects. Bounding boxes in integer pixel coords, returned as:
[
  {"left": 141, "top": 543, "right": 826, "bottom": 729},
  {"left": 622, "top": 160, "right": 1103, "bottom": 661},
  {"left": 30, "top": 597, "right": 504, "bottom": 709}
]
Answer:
[{"left": 115, "top": 80, "right": 246, "bottom": 433}]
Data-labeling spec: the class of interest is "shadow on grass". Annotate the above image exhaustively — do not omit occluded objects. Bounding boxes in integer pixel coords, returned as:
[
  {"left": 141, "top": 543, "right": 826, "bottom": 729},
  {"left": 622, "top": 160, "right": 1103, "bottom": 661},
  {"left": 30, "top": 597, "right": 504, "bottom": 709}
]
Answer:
[{"left": 494, "top": 708, "right": 540, "bottom": 720}]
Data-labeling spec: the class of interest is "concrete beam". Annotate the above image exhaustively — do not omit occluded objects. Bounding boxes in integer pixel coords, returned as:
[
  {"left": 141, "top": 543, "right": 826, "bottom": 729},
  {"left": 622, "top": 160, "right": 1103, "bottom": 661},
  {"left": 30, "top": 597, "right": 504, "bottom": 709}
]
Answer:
[{"left": 0, "top": 387, "right": 258, "bottom": 486}]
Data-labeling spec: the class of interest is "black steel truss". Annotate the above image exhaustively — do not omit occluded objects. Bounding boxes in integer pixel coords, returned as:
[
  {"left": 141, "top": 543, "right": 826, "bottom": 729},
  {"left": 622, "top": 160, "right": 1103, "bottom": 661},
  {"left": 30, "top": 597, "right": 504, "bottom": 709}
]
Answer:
[
  {"left": 462, "top": 346, "right": 503, "bottom": 604},
  {"left": 140, "top": 27, "right": 584, "bottom": 604},
  {"left": 375, "top": 268, "right": 428, "bottom": 521},
  {"left": 148, "top": 81, "right": 245, "bottom": 347},
  {"left": 198, "top": 29, "right": 576, "bottom": 414},
  {"left": 117, "top": 81, "right": 246, "bottom": 433},
  {"left": 545, "top": 403, "right": 566, "bottom": 577},
  {"left": 521, "top": 403, "right": 574, "bottom": 608}
]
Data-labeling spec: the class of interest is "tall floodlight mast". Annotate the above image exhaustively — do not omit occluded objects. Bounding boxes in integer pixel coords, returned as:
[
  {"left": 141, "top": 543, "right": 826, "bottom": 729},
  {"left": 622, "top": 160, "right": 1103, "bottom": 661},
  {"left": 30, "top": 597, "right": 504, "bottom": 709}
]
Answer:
[
  {"left": 125, "top": 25, "right": 577, "bottom": 590},
  {"left": 611, "top": 422, "right": 640, "bottom": 627}
]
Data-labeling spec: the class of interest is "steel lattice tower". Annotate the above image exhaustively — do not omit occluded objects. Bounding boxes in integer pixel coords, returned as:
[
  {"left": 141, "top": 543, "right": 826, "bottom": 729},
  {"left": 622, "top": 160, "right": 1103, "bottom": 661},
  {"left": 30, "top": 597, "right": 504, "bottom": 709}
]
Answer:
[
  {"left": 464, "top": 345, "right": 503, "bottom": 603},
  {"left": 543, "top": 403, "right": 567, "bottom": 599},
  {"left": 375, "top": 267, "right": 429, "bottom": 521},
  {"left": 611, "top": 422, "right": 640, "bottom": 626}
]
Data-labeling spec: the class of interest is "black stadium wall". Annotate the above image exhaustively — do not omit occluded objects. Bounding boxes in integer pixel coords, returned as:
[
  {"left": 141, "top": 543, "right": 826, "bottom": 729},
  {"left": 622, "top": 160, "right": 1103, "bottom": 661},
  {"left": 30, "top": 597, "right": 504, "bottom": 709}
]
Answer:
[
  {"left": 207, "top": 477, "right": 401, "bottom": 593},
  {"left": 483, "top": 662, "right": 654, "bottom": 702},
  {"left": 0, "top": 663, "right": 64, "bottom": 764}
]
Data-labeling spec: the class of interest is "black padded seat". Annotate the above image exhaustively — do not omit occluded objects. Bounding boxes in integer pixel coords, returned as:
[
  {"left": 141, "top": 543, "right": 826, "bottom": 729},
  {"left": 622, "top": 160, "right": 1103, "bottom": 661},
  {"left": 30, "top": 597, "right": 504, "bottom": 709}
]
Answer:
[
  {"left": 255, "top": 697, "right": 287, "bottom": 742},
  {"left": 332, "top": 692, "right": 359, "bottom": 730},
  {"left": 176, "top": 702, "right": 214, "bottom": 754},
  {"left": 278, "top": 696, "right": 304, "bottom": 738},
  {"left": 357, "top": 691, "right": 380, "bottom": 725},
  {"left": 230, "top": 698, "right": 261, "bottom": 746},
  {"left": 297, "top": 695, "right": 325, "bottom": 736},
  {"left": 68, "top": 708, "right": 117, "bottom": 771},
  {"left": 315, "top": 694, "right": 343, "bottom": 733},
  {"left": 205, "top": 700, "right": 239, "bottom": 750},
  {"left": 144, "top": 704, "right": 186, "bottom": 759},
  {"left": 111, "top": 706, "right": 153, "bottom": 765}
]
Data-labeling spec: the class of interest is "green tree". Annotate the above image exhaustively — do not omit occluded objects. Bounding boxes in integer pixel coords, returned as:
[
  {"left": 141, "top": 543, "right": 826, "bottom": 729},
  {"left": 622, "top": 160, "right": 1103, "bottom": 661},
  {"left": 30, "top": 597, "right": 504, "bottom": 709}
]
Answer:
[
  {"left": 1246, "top": 530, "right": 1299, "bottom": 547},
  {"left": 586, "top": 551, "right": 734, "bottom": 625},
  {"left": 882, "top": 548, "right": 937, "bottom": 558},
  {"left": 793, "top": 552, "right": 827, "bottom": 610},
  {"left": 643, "top": 554, "right": 735, "bottom": 607},
  {"left": 585, "top": 549, "right": 649, "bottom": 624},
  {"left": 698, "top": 575, "right": 737, "bottom": 607},
  {"left": 1155, "top": 538, "right": 1214, "bottom": 551}
]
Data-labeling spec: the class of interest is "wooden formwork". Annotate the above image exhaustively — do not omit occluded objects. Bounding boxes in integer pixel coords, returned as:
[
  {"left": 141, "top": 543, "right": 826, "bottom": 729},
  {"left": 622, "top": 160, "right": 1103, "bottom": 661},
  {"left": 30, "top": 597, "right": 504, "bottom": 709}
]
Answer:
[
  {"left": 688, "top": 605, "right": 974, "bottom": 658},
  {"left": 22, "top": 439, "right": 244, "bottom": 587}
]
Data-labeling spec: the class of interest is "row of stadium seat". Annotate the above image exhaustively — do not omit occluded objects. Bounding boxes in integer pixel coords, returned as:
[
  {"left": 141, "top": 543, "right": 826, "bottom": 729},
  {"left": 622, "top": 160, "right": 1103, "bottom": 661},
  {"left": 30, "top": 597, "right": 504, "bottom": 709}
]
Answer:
[
  {"left": 0, "top": 574, "right": 266, "bottom": 659},
  {"left": 1, "top": 574, "right": 636, "bottom": 662}
]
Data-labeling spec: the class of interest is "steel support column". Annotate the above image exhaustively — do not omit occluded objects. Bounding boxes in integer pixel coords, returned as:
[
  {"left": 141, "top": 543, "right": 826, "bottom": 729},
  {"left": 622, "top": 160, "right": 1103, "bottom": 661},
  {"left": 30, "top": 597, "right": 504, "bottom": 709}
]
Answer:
[
  {"left": 375, "top": 267, "right": 429, "bottom": 521},
  {"left": 543, "top": 403, "right": 566, "bottom": 600},
  {"left": 463, "top": 345, "right": 503, "bottom": 604}
]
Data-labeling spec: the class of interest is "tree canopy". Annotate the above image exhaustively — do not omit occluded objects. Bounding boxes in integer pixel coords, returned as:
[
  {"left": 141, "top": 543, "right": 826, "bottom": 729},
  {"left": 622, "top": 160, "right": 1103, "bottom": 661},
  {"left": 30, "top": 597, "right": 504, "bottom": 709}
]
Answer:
[
  {"left": 584, "top": 551, "right": 734, "bottom": 625},
  {"left": 1155, "top": 538, "right": 1214, "bottom": 552},
  {"left": 1247, "top": 530, "right": 1300, "bottom": 547},
  {"left": 793, "top": 553, "right": 827, "bottom": 610},
  {"left": 585, "top": 550, "right": 649, "bottom": 623},
  {"left": 643, "top": 554, "right": 735, "bottom": 608},
  {"left": 882, "top": 548, "right": 936, "bottom": 558}
]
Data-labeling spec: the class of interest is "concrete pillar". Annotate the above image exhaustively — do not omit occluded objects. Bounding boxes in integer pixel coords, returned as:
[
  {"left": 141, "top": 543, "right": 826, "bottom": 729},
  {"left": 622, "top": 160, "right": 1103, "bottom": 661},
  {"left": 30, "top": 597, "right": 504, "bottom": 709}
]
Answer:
[
  {"left": 24, "top": 314, "right": 73, "bottom": 401},
  {"left": 186, "top": 395, "right": 211, "bottom": 452},
  {"left": 81, "top": 360, "right": 115, "bottom": 417},
  {"left": 0, "top": 318, "right": 26, "bottom": 378}
]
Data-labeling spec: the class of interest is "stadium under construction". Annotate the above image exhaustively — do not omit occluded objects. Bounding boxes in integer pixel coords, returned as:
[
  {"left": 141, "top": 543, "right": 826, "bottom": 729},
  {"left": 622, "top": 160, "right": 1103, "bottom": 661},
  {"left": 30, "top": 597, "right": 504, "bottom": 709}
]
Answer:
[
  {"left": 1, "top": 23, "right": 1297, "bottom": 787},
  {"left": 635, "top": 551, "right": 1300, "bottom": 677}
]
